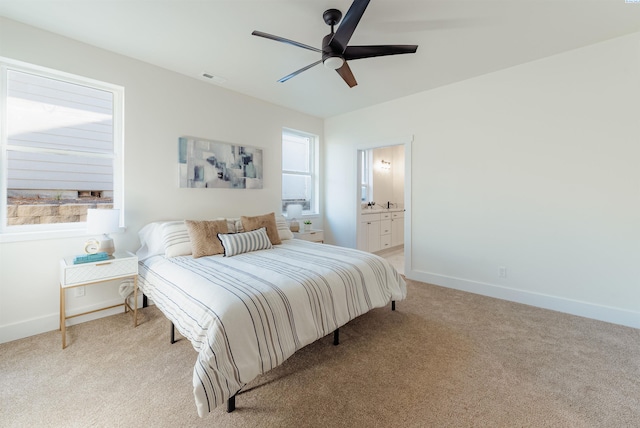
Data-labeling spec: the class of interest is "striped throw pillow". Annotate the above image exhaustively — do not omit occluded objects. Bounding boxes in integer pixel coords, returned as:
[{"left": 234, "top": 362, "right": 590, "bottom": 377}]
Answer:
[
  {"left": 275, "top": 214, "right": 294, "bottom": 240},
  {"left": 218, "top": 227, "right": 273, "bottom": 257},
  {"left": 161, "top": 221, "right": 192, "bottom": 257}
]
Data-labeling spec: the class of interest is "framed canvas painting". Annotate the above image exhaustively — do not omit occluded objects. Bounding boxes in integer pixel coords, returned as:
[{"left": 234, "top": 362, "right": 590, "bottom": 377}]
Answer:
[{"left": 179, "top": 136, "right": 263, "bottom": 189}]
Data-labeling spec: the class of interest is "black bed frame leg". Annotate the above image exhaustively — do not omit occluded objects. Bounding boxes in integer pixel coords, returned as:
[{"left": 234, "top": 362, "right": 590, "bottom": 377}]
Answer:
[
  {"left": 170, "top": 322, "right": 176, "bottom": 344},
  {"left": 333, "top": 328, "right": 339, "bottom": 346},
  {"left": 143, "top": 294, "right": 148, "bottom": 308},
  {"left": 392, "top": 300, "right": 396, "bottom": 311},
  {"left": 227, "top": 395, "right": 236, "bottom": 413}
]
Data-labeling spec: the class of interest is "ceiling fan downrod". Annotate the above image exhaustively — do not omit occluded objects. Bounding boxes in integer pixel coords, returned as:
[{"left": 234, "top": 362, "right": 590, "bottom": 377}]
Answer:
[{"left": 322, "top": 9, "right": 345, "bottom": 69}]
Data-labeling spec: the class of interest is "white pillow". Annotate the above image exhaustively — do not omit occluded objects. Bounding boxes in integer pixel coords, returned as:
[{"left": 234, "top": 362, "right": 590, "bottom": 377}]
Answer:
[
  {"left": 233, "top": 218, "right": 244, "bottom": 233},
  {"left": 218, "top": 227, "right": 272, "bottom": 257},
  {"left": 136, "top": 222, "right": 167, "bottom": 260},
  {"left": 275, "top": 214, "right": 294, "bottom": 240},
  {"left": 161, "top": 221, "right": 192, "bottom": 257},
  {"left": 225, "top": 218, "right": 237, "bottom": 234}
]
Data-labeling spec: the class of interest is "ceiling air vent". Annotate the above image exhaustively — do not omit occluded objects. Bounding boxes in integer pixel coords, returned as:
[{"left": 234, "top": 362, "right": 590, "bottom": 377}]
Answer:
[{"left": 201, "top": 72, "right": 227, "bottom": 84}]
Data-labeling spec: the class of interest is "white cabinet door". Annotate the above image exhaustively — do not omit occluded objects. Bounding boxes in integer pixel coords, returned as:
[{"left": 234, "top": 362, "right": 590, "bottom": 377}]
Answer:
[
  {"left": 359, "top": 213, "right": 381, "bottom": 252},
  {"left": 391, "top": 212, "right": 404, "bottom": 247},
  {"left": 358, "top": 220, "right": 368, "bottom": 251},
  {"left": 367, "top": 220, "right": 381, "bottom": 252}
]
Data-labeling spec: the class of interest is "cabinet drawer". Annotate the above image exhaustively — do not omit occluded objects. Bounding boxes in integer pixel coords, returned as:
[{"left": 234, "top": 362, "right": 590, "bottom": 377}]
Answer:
[
  {"left": 381, "top": 212, "right": 391, "bottom": 220},
  {"left": 392, "top": 211, "right": 404, "bottom": 219},
  {"left": 361, "top": 212, "right": 381, "bottom": 222},
  {"left": 61, "top": 257, "right": 138, "bottom": 287},
  {"left": 380, "top": 234, "right": 392, "bottom": 249},
  {"left": 380, "top": 219, "right": 391, "bottom": 235},
  {"left": 294, "top": 230, "right": 324, "bottom": 243}
]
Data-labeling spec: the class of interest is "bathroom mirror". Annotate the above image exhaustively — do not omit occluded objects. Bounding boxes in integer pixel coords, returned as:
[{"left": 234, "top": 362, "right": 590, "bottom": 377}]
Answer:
[{"left": 361, "top": 145, "right": 405, "bottom": 209}]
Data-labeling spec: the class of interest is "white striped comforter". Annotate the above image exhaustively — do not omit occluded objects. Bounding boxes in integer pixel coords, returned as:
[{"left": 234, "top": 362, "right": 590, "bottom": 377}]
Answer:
[{"left": 138, "top": 239, "right": 406, "bottom": 416}]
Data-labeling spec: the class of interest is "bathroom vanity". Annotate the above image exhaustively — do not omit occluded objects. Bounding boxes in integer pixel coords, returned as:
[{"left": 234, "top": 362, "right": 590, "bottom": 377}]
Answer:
[{"left": 358, "top": 208, "right": 404, "bottom": 253}]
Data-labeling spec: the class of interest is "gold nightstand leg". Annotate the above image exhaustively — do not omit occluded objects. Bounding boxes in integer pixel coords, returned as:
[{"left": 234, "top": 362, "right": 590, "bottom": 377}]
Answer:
[
  {"left": 133, "top": 276, "right": 138, "bottom": 327},
  {"left": 123, "top": 276, "right": 139, "bottom": 327},
  {"left": 60, "top": 285, "right": 66, "bottom": 349}
]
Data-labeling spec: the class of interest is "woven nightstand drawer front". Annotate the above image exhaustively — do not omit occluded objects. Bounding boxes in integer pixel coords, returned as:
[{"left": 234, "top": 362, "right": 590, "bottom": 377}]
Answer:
[{"left": 62, "top": 258, "right": 138, "bottom": 286}]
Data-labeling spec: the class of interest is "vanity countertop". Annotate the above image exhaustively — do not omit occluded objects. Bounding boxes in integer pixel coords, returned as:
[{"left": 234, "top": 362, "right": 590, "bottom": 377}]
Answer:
[{"left": 361, "top": 207, "right": 404, "bottom": 213}]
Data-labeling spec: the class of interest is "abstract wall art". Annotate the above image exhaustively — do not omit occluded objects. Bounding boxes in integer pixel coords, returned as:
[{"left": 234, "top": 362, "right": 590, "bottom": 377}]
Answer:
[{"left": 179, "top": 136, "right": 263, "bottom": 189}]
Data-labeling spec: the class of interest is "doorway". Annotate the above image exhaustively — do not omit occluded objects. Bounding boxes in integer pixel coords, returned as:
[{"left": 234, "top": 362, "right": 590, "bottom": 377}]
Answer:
[{"left": 356, "top": 136, "right": 412, "bottom": 276}]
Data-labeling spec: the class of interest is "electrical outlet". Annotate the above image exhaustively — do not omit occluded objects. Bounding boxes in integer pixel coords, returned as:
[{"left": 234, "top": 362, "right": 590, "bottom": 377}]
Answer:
[
  {"left": 499, "top": 266, "right": 507, "bottom": 278},
  {"left": 74, "top": 286, "right": 85, "bottom": 297}
]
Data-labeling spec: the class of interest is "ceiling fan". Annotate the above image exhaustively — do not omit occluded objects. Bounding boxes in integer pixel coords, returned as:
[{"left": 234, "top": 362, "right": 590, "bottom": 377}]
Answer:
[{"left": 252, "top": 0, "right": 418, "bottom": 88}]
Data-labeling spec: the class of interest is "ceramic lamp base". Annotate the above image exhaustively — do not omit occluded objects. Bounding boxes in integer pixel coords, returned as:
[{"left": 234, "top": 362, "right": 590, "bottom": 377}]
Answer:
[{"left": 98, "top": 237, "right": 115, "bottom": 256}]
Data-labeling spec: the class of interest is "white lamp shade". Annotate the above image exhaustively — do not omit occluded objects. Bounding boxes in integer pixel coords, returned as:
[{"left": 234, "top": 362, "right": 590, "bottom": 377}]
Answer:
[
  {"left": 86, "top": 209, "right": 120, "bottom": 235},
  {"left": 286, "top": 204, "right": 303, "bottom": 220}
]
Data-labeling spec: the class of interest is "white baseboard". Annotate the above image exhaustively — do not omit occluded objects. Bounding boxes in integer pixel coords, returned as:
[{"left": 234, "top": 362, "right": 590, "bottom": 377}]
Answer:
[
  {"left": 407, "top": 269, "right": 640, "bottom": 330},
  {"left": 0, "top": 297, "right": 141, "bottom": 345}
]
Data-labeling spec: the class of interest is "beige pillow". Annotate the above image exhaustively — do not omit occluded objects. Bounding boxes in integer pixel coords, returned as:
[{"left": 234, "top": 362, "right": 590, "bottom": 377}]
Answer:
[
  {"left": 185, "top": 219, "right": 229, "bottom": 258},
  {"left": 240, "top": 212, "right": 281, "bottom": 245}
]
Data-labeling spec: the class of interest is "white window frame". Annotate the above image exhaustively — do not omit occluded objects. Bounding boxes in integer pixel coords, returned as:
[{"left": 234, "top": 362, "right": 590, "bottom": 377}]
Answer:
[
  {"left": 360, "top": 149, "right": 373, "bottom": 203},
  {"left": 0, "top": 57, "right": 124, "bottom": 242},
  {"left": 282, "top": 128, "right": 319, "bottom": 217}
]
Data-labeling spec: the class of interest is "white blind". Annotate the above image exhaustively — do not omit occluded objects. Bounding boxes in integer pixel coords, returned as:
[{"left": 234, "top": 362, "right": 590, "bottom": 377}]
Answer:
[
  {"left": 6, "top": 69, "right": 114, "bottom": 191},
  {"left": 282, "top": 130, "right": 315, "bottom": 212},
  {"left": 282, "top": 132, "right": 310, "bottom": 173}
]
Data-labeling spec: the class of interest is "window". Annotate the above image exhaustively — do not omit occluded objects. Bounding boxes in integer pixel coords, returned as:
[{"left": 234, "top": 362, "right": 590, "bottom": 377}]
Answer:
[
  {"left": 360, "top": 150, "right": 372, "bottom": 202},
  {"left": 282, "top": 129, "right": 318, "bottom": 215},
  {"left": 0, "top": 58, "right": 124, "bottom": 236}
]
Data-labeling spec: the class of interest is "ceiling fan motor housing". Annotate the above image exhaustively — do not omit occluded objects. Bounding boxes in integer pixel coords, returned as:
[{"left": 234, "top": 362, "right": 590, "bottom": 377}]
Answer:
[
  {"left": 322, "top": 9, "right": 345, "bottom": 69},
  {"left": 322, "top": 33, "right": 344, "bottom": 69}
]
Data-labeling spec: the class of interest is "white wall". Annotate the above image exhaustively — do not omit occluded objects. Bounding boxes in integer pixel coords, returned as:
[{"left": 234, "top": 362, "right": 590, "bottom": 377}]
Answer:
[
  {"left": 325, "top": 32, "right": 640, "bottom": 328},
  {"left": 370, "top": 145, "right": 405, "bottom": 208},
  {"left": 0, "top": 18, "right": 323, "bottom": 343}
]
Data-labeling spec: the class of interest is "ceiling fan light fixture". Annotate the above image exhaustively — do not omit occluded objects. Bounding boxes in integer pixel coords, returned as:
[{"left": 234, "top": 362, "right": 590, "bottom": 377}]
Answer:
[
  {"left": 252, "top": 0, "right": 418, "bottom": 87},
  {"left": 323, "top": 56, "right": 344, "bottom": 70}
]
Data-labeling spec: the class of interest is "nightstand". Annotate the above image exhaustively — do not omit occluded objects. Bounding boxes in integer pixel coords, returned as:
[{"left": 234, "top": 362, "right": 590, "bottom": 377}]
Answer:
[
  {"left": 59, "top": 251, "right": 139, "bottom": 349},
  {"left": 293, "top": 229, "right": 324, "bottom": 243}
]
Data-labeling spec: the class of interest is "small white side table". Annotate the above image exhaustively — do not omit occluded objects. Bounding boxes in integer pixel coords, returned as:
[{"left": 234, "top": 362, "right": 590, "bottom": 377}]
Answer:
[
  {"left": 293, "top": 229, "right": 324, "bottom": 243},
  {"left": 59, "top": 251, "right": 138, "bottom": 349}
]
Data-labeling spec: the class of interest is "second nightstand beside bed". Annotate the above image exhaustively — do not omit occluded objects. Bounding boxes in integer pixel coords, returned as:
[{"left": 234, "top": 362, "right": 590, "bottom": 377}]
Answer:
[{"left": 292, "top": 229, "right": 324, "bottom": 243}]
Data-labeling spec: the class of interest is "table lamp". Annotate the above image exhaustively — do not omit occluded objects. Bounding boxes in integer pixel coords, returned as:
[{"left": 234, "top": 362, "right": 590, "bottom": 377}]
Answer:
[
  {"left": 286, "top": 204, "right": 303, "bottom": 232},
  {"left": 87, "top": 208, "right": 120, "bottom": 256}
]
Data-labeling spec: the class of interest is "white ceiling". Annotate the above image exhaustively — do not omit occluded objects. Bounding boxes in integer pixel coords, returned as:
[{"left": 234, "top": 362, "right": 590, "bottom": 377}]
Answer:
[{"left": 1, "top": 0, "right": 639, "bottom": 118}]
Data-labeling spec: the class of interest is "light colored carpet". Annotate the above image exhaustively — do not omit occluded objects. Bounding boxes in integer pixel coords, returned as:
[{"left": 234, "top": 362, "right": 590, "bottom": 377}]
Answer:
[{"left": 1, "top": 278, "right": 639, "bottom": 427}]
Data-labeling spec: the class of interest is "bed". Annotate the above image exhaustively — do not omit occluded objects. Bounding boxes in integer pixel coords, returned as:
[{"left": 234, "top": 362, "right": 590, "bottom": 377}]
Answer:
[{"left": 136, "top": 215, "right": 406, "bottom": 416}]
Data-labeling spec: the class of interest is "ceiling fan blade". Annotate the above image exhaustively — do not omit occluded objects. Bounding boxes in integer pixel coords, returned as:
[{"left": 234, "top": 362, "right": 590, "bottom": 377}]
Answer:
[
  {"left": 329, "top": 0, "right": 371, "bottom": 53},
  {"left": 336, "top": 62, "right": 358, "bottom": 88},
  {"left": 278, "top": 60, "right": 323, "bottom": 83},
  {"left": 252, "top": 31, "right": 322, "bottom": 53},
  {"left": 343, "top": 45, "right": 418, "bottom": 60}
]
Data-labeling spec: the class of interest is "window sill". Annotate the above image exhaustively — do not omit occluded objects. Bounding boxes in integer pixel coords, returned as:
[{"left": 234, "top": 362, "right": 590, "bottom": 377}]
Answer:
[
  {"left": 283, "top": 213, "right": 319, "bottom": 219},
  {"left": 0, "top": 227, "right": 126, "bottom": 243}
]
